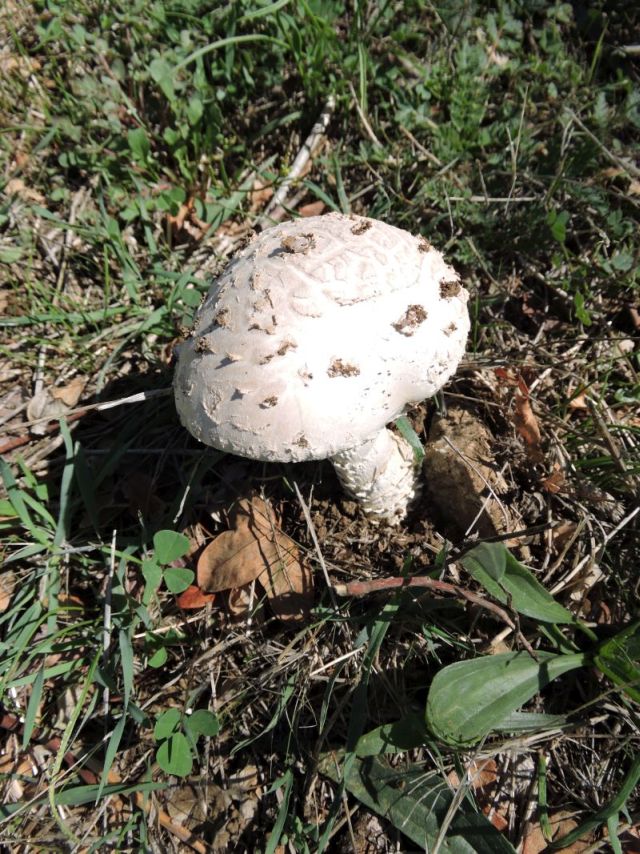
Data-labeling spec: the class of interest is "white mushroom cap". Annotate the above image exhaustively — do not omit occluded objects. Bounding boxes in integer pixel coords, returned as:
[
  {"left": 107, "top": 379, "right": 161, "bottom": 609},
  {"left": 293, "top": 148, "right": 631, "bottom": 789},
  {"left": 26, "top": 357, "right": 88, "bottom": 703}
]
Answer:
[{"left": 174, "top": 212, "right": 469, "bottom": 463}]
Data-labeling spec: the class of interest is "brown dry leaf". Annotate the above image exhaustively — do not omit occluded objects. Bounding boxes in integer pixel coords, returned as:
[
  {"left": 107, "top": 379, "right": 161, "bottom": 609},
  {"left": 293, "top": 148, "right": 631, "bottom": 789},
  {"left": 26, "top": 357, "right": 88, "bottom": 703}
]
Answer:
[
  {"left": 298, "top": 200, "right": 326, "bottom": 217},
  {"left": 522, "top": 811, "right": 586, "bottom": 853},
  {"left": 629, "top": 180, "right": 640, "bottom": 196},
  {"left": 164, "top": 783, "right": 209, "bottom": 826},
  {"left": 175, "top": 585, "right": 215, "bottom": 610},
  {"left": 514, "top": 388, "right": 544, "bottom": 462},
  {"left": 541, "top": 465, "right": 565, "bottom": 494},
  {"left": 166, "top": 198, "right": 193, "bottom": 231},
  {"left": 197, "top": 497, "right": 313, "bottom": 622},
  {"left": 227, "top": 585, "right": 254, "bottom": 618},
  {"left": 4, "top": 177, "right": 45, "bottom": 204},
  {"left": 448, "top": 759, "right": 497, "bottom": 792},
  {"left": 26, "top": 389, "right": 68, "bottom": 435},
  {"left": 568, "top": 392, "right": 588, "bottom": 411},
  {"left": 50, "top": 377, "right": 86, "bottom": 408},
  {"left": 0, "top": 571, "right": 16, "bottom": 612}
]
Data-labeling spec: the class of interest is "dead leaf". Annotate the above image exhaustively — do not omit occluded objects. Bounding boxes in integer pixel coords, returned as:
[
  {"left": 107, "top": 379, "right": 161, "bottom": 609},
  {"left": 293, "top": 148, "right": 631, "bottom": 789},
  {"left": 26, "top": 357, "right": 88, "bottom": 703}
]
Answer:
[
  {"left": 50, "top": 377, "right": 86, "bottom": 408},
  {"left": 197, "top": 497, "right": 313, "bottom": 622},
  {"left": 298, "top": 201, "right": 326, "bottom": 217},
  {"left": 226, "top": 586, "right": 254, "bottom": 618},
  {"left": 0, "top": 571, "right": 15, "bottom": 613},
  {"left": 522, "top": 810, "right": 586, "bottom": 853},
  {"left": 448, "top": 759, "right": 497, "bottom": 792},
  {"left": 176, "top": 585, "right": 215, "bottom": 609},
  {"left": 541, "top": 465, "right": 565, "bottom": 494},
  {"left": 448, "top": 759, "right": 507, "bottom": 831},
  {"left": 514, "top": 388, "right": 544, "bottom": 462},
  {"left": 4, "top": 177, "right": 45, "bottom": 204},
  {"left": 164, "top": 783, "right": 210, "bottom": 826},
  {"left": 26, "top": 389, "right": 68, "bottom": 435},
  {"left": 568, "top": 392, "right": 588, "bottom": 412}
]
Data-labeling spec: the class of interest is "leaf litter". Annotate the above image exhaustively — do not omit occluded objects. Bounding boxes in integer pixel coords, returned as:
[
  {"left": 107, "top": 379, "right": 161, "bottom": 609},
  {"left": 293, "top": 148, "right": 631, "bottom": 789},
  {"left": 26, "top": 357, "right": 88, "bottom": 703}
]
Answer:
[{"left": 197, "top": 495, "right": 313, "bottom": 623}]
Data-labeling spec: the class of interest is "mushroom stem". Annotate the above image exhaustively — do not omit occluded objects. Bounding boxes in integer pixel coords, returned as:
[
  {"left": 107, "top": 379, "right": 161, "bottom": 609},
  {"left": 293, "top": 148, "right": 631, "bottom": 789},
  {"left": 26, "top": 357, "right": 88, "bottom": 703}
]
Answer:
[{"left": 329, "top": 429, "right": 420, "bottom": 523}]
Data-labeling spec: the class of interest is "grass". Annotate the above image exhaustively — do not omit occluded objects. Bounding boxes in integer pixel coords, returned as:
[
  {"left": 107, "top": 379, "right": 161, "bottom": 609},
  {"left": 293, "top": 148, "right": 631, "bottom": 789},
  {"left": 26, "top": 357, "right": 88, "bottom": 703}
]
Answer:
[{"left": 1, "top": 0, "right": 639, "bottom": 849}]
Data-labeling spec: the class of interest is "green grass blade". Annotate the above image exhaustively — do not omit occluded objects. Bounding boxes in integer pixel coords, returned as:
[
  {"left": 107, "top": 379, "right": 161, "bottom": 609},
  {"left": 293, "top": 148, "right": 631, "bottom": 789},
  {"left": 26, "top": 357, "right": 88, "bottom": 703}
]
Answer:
[{"left": 22, "top": 664, "right": 45, "bottom": 749}]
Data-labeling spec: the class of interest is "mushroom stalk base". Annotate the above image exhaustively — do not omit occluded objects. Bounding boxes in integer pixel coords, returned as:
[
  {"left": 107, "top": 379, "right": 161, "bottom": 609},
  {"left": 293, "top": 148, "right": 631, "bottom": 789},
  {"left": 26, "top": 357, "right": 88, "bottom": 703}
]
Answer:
[{"left": 330, "top": 429, "right": 420, "bottom": 523}]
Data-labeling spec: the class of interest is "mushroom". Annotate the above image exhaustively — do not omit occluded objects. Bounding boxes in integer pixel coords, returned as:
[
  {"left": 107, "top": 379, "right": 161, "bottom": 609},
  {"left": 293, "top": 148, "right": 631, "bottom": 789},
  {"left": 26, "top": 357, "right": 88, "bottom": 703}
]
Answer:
[{"left": 174, "top": 212, "right": 469, "bottom": 522}]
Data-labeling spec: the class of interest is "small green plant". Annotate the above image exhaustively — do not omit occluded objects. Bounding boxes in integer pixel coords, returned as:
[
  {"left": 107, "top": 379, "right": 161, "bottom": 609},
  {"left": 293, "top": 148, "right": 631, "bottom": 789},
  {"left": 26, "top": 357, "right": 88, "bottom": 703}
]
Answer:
[
  {"left": 153, "top": 707, "right": 220, "bottom": 777},
  {"left": 141, "top": 529, "right": 193, "bottom": 602},
  {"left": 425, "top": 543, "right": 640, "bottom": 747},
  {"left": 334, "top": 543, "right": 640, "bottom": 852}
]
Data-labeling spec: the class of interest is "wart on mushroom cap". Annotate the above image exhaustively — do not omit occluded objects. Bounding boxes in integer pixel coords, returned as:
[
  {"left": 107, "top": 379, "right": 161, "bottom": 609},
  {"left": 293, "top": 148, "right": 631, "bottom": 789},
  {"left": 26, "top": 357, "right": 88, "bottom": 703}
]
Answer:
[{"left": 174, "top": 212, "right": 469, "bottom": 521}]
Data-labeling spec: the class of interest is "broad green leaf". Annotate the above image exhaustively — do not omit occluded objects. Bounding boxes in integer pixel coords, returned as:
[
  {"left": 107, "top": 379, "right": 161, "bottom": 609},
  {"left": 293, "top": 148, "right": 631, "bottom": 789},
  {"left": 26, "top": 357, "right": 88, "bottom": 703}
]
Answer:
[
  {"left": 164, "top": 566, "right": 194, "bottom": 594},
  {"left": 141, "top": 560, "right": 163, "bottom": 592},
  {"left": 154, "top": 708, "right": 181, "bottom": 740},
  {"left": 185, "top": 709, "right": 220, "bottom": 737},
  {"left": 464, "top": 542, "right": 507, "bottom": 582},
  {"left": 153, "top": 530, "right": 190, "bottom": 565},
  {"left": 148, "top": 647, "right": 168, "bottom": 668},
  {"left": 149, "top": 57, "right": 174, "bottom": 100},
  {"left": 127, "top": 127, "right": 150, "bottom": 163},
  {"left": 356, "top": 711, "right": 430, "bottom": 756},
  {"left": 547, "top": 209, "right": 569, "bottom": 243},
  {"left": 156, "top": 732, "right": 192, "bottom": 777},
  {"left": 0, "top": 247, "right": 23, "bottom": 263},
  {"left": 186, "top": 95, "right": 203, "bottom": 125},
  {"left": 426, "top": 651, "right": 587, "bottom": 746},
  {"left": 594, "top": 620, "right": 640, "bottom": 702},
  {"left": 494, "top": 710, "right": 568, "bottom": 732},
  {"left": 462, "top": 543, "right": 575, "bottom": 624},
  {"left": 320, "top": 753, "right": 516, "bottom": 853}
]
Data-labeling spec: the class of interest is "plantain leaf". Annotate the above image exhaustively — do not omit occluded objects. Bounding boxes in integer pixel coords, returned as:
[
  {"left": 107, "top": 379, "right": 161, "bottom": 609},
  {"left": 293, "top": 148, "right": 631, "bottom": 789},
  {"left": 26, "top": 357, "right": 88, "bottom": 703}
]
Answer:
[
  {"left": 594, "top": 620, "right": 640, "bottom": 702},
  {"left": 462, "top": 543, "right": 575, "bottom": 624},
  {"left": 494, "top": 710, "right": 568, "bottom": 732},
  {"left": 320, "top": 753, "right": 516, "bottom": 852},
  {"left": 355, "top": 711, "right": 431, "bottom": 756},
  {"left": 426, "top": 651, "right": 587, "bottom": 746}
]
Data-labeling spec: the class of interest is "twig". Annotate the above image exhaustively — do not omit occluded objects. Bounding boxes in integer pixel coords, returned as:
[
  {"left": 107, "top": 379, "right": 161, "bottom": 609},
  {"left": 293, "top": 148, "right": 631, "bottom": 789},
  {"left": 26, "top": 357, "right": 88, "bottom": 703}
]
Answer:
[{"left": 258, "top": 95, "right": 335, "bottom": 226}]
